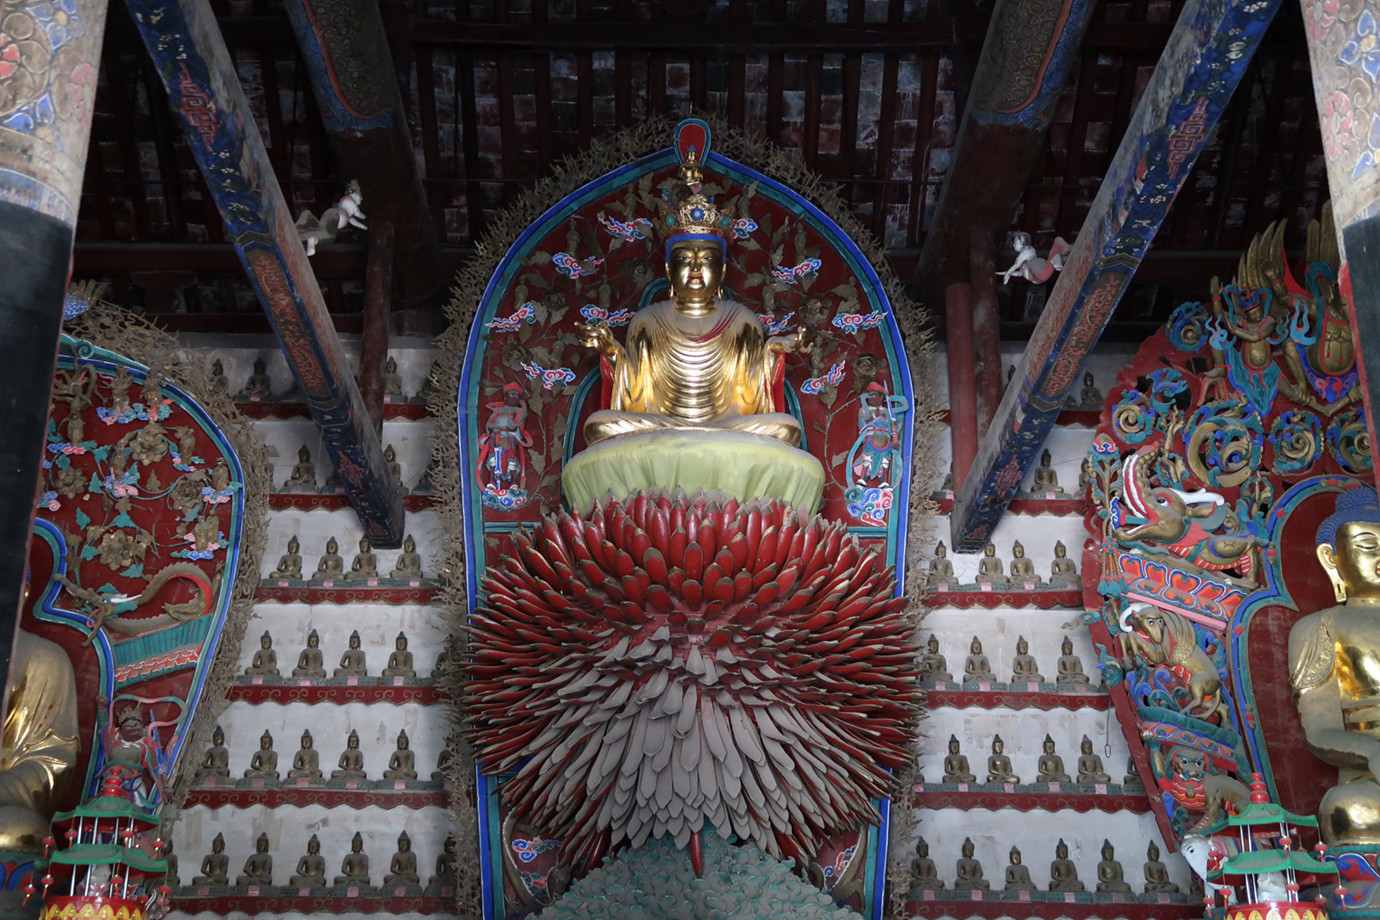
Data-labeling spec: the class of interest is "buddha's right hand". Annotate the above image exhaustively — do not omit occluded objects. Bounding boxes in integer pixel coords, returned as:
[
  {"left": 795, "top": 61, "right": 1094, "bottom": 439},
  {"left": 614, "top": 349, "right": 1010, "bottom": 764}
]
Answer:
[{"left": 576, "top": 321, "right": 619, "bottom": 356}]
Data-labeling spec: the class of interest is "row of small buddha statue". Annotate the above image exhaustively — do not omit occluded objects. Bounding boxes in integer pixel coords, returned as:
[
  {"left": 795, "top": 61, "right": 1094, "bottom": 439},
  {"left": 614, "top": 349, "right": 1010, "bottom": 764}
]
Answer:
[
  {"left": 266, "top": 534, "right": 427, "bottom": 582},
  {"left": 925, "top": 540, "right": 1080, "bottom": 588},
  {"left": 183, "top": 829, "right": 457, "bottom": 889},
  {"left": 223, "top": 355, "right": 421, "bottom": 404},
  {"left": 920, "top": 634, "right": 1095, "bottom": 686},
  {"left": 245, "top": 630, "right": 432, "bottom": 679},
  {"left": 280, "top": 443, "right": 415, "bottom": 493},
  {"left": 934, "top": 733, "right": 1135, "bottom": 786},
  {"left": 907, "top": 835, "right": 1179, "bottom": 896},
  {"left": 197, "top": 723, "right": 458, "bottom": 784}
]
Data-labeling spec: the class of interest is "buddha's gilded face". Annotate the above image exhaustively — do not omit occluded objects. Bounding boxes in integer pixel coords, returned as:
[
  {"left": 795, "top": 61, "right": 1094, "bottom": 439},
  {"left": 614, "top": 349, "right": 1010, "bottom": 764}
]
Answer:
[
  {"left": 667, "top": 241, "right": 724, "bottom": 310},
  {"left": 1320, "top": 520, "right": 1380, "bottom": 603}
]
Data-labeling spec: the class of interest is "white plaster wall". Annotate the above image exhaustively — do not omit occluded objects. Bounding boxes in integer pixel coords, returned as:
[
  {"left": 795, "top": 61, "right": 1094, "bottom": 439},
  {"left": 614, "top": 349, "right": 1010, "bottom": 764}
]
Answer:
[
  {"left": 172, "top": 804, "right": 451, "bottom": 889},
  {"left": 261, "top": 510, "right": 443, "bottom": 579},
  {"left": 198, "top": 701, "right": 449, "bottom": 789},
  {"left": 234, "top": 603, "right": 450, "bottom": 677},
  {"left": 906, "top": 809, "right": 1195, "bottom": 897}
]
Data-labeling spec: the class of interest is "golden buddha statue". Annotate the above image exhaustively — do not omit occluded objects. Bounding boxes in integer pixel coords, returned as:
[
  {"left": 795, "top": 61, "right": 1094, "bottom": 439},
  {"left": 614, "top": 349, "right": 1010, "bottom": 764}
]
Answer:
[
  {"left": 0, "top": 630, "right": 79, "bottom": 853},
  {"left": 578, "top": 230, "right": 804, "bottom": 446},
  {"left": 564, "top": 129, "right": 823, "bottom": 514},
  {"left": 1288, "top": 485, "right": 1380, "bottom": 844}
]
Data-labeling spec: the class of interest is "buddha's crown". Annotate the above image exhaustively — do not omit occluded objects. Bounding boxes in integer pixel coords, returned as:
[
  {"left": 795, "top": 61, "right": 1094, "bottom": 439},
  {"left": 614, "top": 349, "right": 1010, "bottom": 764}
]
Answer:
[{"left": 658, "top": 120, "right": 734, "bottom": 254}]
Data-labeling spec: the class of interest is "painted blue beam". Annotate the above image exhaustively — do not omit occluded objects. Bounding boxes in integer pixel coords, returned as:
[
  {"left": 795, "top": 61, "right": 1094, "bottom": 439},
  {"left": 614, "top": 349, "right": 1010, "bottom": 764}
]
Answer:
[
  {"left": 949, "top": 0, "right": 1283, "bottom": 551},
  {"left": 122, "top": 0, "right": 405, "bottom": 544}
]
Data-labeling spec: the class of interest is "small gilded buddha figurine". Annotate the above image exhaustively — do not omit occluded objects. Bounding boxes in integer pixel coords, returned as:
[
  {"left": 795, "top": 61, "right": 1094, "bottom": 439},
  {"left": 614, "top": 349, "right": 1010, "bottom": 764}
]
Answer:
[
  {"left": 383, "top": 729, "right": 417, "bottom": 781},
  {"left": 211, "top": 359, "right": 230, "bottom": 395},
  {"left": 383, "top": 633, "right": 415, "bottom": 678},
  {"left": 331, "top": 730, "right": 367, "bottom": 780},
  {"left": 289, "top": 834, "right": 326, "bottom": 887},
  {"left": 1076, "top": 735, "right": 1112, "bottom": 783},
  {"left": 193, "top": 833, "right": 229, "bottom": 885},
  {"left": 907, "top": 836, "right": 943, "bottom": 893},
  {"left": 577, "top": 149, "right": 806, "bottom": 451},
  {"left": 986, "top": 735, "right": 1020, "bottom": 784},
  {"left": 1288, "top": 485, "right": 1380, "bottom": 844},
  {"left": 383, "top": 355, "right": 404, "bottom": 399},
  {"left": 1037, "top": 735, "right": 1071, "bottom": 783},
  {"left": 1031, "top": 448, "right": 1063, "bottom": 493},
  {"left": 236, "top": 832, "right": 273, "bottom": 886},
  {"left": 237, "top": 358, "right": 273, "bottom": 401},
  {"left": 245, "top": 730, "right": 279, "bottom": 779},
  {"left": 429, "top": 835, "right": 458, "bottom": 888},
  {"left": 1095, "top": 839, "right": 1132, "bottom": 893},
  {"left": 334, "top": 831, "right": 370, "bottom": 886},
  {"left": 1124, "top": 755, "right": 1143, "bottom": 789},
  {"left": 1078, "top": 456, "right": 1092, "bottom": 494},
  {"left": 953, "top": 837, "right": 989, "bottom": 891},
  {"left": 1005, "top": 847, "right": 1035, "bottom": 892},
  {"left": 1079, "top": 371, "right": 1103, "bottom": 410},
  {"left": 920, "top": 634, "right": 952, "bottom": 682},
  {"left": 1011, "top": 636, "right": 1044, "bottom": 683},
  {"left": 197, "top": 724, "right": 230, "bottom": 779},
  {"left": 1142, "top": 841, "right": 1180, "bottom": 893},
  {"left": 384, "top": 831, "right": 420, "bottom": 887},
  {"left": 1056, "top": 636, "right": 1090, "bottom": 685},
  {"left": 390, "top": 534, "right": 424, "bottom": 580},
  {"left": 963, "top": 636, "right": 995, "bottom": 684},
  {"left": 347, "top": 537, "right": 379, "bottom": 581},
  {"left": 1009, "top": 541, "right": 1040, "bottom": 583},
  {"left": 385, "top": 444, "right": 404, "bottom": 489},
  {"left": 245, "top": 631, "right": 279, "bottom": 676},
  {"left": 313, "top": 537, "right": 345, "bottom": 581},
  {"left": 283, "top": 445, "right": 317, "bottom": 489},
  {"left": 162, "top": 839, "right": 179, "bottom": 886},
  {"left": 926, "top": 541, "right": 954, "bottom": 587},
  {"left": 943, "top": 734, "right": 976, "bottom": 783},
  {"left": 1048, "top": 839, "right": 1084, "bottom": 892},
  {"left": 1050, "top": 540, "right": 1079, "bottom": 585},
  {"left": 269, "top": 536, "right": 303, "bottom": 580},
  {"left": 292, "top": 629, "right": 326, "bottom": 679},
  {"left": 287, "top": 730, "right": 322, "bottom": 781},
  {"left": 335, "top": 630, "right": 367, "bottom": 677},
  {"left": 976, "top": 543, "right": 1006, "bottom": 584}
]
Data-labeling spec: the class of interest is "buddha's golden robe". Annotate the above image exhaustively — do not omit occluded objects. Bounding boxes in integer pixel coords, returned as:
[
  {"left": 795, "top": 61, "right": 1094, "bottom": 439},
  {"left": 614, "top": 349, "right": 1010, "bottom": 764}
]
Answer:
[
  {"left": 583, "top": 299, "right": 802, "bottom": 446},
  {"left": 0, "top": 631, "right": 78, "bottom": 853}
]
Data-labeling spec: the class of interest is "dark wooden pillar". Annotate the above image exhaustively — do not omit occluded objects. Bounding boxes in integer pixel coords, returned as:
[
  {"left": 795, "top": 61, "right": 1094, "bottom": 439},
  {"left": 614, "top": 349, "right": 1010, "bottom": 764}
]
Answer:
[
  {"left": 360, "top": 222, "right": 395, "bottom": 435},
  {"left": 282, "top": 0, "right": 447, "bottom": 330},
  {"left": 0, "top": 0, "right": 110, "bottom": 686},
  {"left": 124, "top": 0, "right": 406, "bottom": 545},
  {"left": 946, "top": 284, "right": 979, "bottom": 489},
  {"left": 950, "top": 0, "right": 1284, "bottom": 550},
  {"left": 970, "top": 226, "right": 1002, "bottom": 433},
  {"left": 1301, "top": 0, "right": 1380, "bottom": 480}
]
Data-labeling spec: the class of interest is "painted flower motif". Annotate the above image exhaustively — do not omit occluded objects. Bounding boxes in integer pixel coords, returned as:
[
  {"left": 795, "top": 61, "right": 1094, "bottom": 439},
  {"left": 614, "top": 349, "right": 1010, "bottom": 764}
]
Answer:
[
  {"left": 0, "top": 33, "right": 20, "bottom": 81},
  {"left": 1323, "top": 91, "right": 1356, "bottom": 162},
  {"left": 1306, "top": 0, "right": 1340, "bottom": 41},
  {"left": 1339, "top": 10, "right": 1380, "bottom": 83},
  {"left": 39, "top": 491, "right": 58, "bottom": 511},
  {"left": 29, "top": 0, "right": 81, "bottom": 48}
]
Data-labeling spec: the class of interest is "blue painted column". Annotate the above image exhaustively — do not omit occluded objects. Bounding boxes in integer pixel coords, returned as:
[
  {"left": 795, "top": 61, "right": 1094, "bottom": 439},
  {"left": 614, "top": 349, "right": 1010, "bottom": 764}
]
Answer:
[
  {"left": 0, "top": 0, "right": 109, "bottom": 681},
  {"left": 1300, "top": 0, "right": 1380, "bottom": 481},
  {"left": 950, "top": 0, "right": 1283, "bottom": 550},
  {"left": 122, "top": 0, "right": 405, "bottom": 544}
]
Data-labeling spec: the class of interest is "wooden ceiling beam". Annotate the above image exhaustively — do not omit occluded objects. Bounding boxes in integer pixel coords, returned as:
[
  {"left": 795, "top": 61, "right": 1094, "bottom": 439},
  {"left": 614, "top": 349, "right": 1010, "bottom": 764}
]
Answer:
[
  {"left": 122, "top": 0, "right": 407, "bottom": 545},
  {"left": 949, "top": 0, "right": 1285, "bottom": 552}
]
